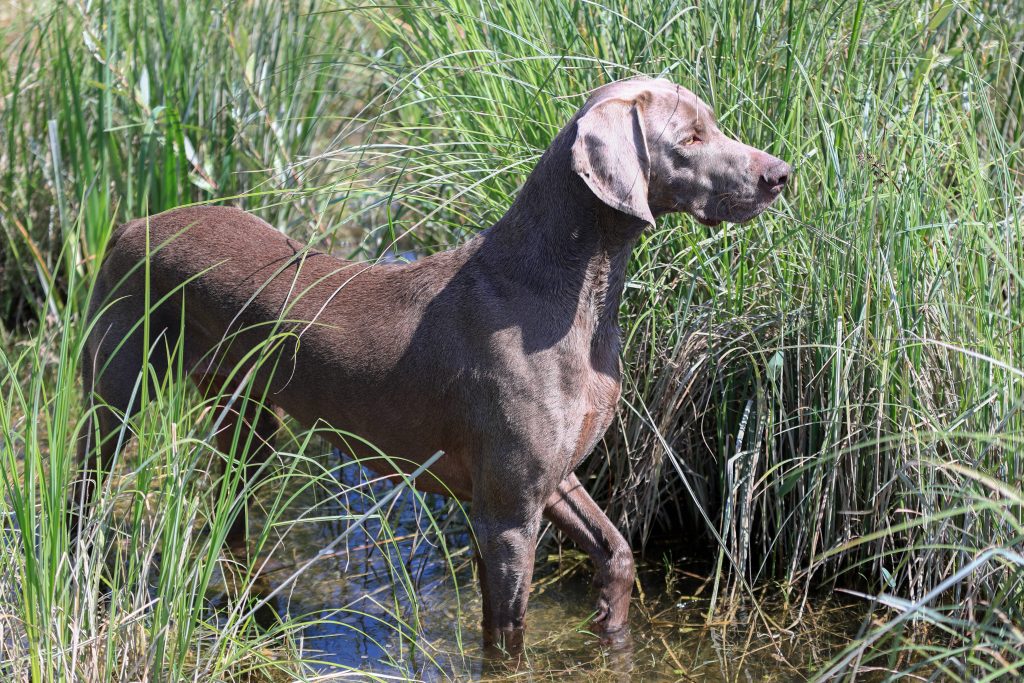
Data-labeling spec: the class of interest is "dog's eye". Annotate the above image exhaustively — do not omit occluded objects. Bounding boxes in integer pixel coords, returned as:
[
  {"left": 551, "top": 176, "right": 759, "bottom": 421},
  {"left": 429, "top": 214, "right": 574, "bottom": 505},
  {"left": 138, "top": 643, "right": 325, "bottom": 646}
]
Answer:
[{"left": 680, "top": 134, "right": 703, "bottom": 147}]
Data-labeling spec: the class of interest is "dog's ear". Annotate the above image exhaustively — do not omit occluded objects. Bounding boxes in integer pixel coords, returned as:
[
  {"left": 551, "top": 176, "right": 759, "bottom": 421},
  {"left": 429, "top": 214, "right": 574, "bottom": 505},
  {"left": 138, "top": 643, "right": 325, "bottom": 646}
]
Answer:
[{"left": 571, "top": 97, "right": 654, "bottom": 226}]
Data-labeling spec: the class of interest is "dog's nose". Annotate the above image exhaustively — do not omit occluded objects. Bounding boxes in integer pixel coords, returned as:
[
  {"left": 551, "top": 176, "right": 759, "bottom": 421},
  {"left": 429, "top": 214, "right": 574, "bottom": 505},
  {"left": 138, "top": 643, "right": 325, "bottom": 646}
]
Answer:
[{"left": 759, "top": 160, "right": 791, "bottom": 193}]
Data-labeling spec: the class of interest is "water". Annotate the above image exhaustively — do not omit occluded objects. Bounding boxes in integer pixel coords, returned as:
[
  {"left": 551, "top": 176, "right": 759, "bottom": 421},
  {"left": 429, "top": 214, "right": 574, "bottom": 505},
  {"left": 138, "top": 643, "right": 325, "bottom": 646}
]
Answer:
[{"left": 208, "top": 451, "right": 866, "bottom": 681}]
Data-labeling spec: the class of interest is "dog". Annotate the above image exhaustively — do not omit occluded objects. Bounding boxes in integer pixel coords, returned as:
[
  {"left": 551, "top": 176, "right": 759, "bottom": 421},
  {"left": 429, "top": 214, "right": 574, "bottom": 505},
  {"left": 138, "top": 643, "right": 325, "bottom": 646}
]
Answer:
[{"left": 73, "top": 77, "right": 790, "bottom": 655}]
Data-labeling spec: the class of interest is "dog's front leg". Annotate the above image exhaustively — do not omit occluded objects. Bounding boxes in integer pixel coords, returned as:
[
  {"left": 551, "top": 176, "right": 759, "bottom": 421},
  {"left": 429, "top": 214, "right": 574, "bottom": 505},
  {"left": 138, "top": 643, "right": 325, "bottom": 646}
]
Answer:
[
  {"left": 544, "top": 472, "right": 634, "bottom": 640},
  {"left": 471, "top": 484, "right": 544, "bottom": 659}
]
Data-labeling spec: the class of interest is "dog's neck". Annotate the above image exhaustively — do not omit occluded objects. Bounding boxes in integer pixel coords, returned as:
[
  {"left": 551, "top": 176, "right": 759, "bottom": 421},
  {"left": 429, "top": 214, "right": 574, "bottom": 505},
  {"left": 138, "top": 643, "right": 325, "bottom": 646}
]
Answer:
[{"left": 477, "top": 128, "right": 645, "bottom": 370}]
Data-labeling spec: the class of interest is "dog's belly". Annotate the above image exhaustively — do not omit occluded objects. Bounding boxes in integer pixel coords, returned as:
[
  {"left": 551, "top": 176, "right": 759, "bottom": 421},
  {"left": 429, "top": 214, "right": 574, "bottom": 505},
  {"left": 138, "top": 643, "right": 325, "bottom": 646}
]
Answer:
[
  {"left": 327, "top": 433, "right": 475, "bottom": 499},
  {"left": 257, "top": 360, "right": 477, "bottom": 499},
  {"left": 263, "top": 350, "right": 616, "bottom": 502}
]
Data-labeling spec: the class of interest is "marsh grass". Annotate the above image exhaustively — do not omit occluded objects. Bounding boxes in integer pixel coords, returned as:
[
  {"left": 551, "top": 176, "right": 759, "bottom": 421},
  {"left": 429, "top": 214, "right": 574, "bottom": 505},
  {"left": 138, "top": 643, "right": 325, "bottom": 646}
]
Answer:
[
  {"left": 2, "top": 0, "right": 1024, "bottom": 680},
  {"left": 0, "top": 279, "right": 467, "bottom": 680},
  {"left": 349, "top": 1, "right": 1024, "bottom": 677},
  {"left": 1, "top": 294, "right": 469, "bottom": 680},
  {"left": 0, "top": 232, "right": 467, "bottom": 679}
]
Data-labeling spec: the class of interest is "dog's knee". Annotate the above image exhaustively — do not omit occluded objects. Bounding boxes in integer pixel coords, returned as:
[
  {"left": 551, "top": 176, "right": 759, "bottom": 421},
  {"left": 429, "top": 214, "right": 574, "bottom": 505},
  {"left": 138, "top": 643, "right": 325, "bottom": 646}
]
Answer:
[{"left": 599, "top": 535, "right": 634, "bottom": 589}]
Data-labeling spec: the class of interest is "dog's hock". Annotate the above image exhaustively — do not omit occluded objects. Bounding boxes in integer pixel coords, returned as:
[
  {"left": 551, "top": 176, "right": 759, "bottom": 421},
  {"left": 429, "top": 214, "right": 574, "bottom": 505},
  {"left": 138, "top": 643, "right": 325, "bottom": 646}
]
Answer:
[{"left": 570, "top": 97, "right": 655, "bottom": 227}]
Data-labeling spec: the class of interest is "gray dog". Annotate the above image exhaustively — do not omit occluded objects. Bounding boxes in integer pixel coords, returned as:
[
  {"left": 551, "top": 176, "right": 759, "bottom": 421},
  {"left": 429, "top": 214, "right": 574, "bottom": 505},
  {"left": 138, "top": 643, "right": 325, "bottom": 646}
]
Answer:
[{"left": 74, "top": 77, "right": 789, "bottom": 654}]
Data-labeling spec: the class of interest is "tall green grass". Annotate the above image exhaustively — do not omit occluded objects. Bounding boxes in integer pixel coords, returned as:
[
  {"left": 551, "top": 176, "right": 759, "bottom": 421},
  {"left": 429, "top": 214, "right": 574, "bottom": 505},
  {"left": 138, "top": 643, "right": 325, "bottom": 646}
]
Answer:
[
  {"left": 3, "top": 0, "right": 1024, "bottom": 680},
  {"left": 0, "top": 253, "right": 466, "bottom": 679},
  {"left": 352, "top": 1, "right": 1024, "bottom": 677},
  {"left": 1, "top": 0, "right": 382, "bottom": 326}
]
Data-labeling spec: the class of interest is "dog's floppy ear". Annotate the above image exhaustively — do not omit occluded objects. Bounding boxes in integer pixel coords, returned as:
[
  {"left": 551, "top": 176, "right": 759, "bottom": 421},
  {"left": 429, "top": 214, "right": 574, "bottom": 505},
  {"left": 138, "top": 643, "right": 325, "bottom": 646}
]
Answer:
[{"left": 571, "top": 97, "right": 654, "bottom": 226}]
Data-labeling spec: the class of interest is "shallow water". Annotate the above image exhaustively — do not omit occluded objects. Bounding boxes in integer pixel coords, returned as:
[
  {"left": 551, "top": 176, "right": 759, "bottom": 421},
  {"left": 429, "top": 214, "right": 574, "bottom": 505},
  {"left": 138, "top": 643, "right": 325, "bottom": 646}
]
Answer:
[{"left": 211, "top": 452, "right": 866, "bottom": 681}]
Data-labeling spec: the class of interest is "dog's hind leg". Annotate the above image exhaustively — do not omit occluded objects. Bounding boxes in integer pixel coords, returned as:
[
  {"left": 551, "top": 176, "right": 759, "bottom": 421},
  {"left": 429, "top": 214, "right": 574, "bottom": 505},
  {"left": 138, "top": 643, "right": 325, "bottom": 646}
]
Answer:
[
  {"left": 192, "top": 373, "right": 280, "bottom": 543},
  {"left": 71, "top": 298, "right": 174, "bottom": 542}
]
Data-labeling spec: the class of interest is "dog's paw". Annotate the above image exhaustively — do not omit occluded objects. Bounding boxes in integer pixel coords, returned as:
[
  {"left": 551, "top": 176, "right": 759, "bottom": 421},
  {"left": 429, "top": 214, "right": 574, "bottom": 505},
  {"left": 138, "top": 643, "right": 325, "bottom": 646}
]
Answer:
[{"left": 591, "top": 596, "right": 631, "bottom": 639}]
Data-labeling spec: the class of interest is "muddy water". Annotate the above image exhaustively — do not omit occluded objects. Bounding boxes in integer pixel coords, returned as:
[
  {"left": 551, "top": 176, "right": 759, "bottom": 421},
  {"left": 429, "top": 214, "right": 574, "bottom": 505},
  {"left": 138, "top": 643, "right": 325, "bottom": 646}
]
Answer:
[{"left": 212, "top": 452, "right": 865, "bottom": 681}]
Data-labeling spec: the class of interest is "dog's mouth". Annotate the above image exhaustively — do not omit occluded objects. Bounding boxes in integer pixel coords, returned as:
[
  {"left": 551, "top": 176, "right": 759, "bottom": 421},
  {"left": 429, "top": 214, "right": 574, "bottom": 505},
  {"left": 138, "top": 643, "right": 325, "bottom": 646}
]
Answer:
[
  {"left": 687, "top": 203, "right": 725, "bottom": 227},
  {"left": 687, "top": 182, "right": 784, "bottom": 227},
  {"left": 702, "top": 191, "right": 781, "bottom": 226}
]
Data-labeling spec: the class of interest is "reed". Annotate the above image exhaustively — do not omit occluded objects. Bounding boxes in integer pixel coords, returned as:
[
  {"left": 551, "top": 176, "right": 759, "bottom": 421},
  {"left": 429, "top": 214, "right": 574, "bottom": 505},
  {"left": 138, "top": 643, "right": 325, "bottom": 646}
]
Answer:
[{"left": 2, "top": 0, "right": 1022, "bottom": 679}]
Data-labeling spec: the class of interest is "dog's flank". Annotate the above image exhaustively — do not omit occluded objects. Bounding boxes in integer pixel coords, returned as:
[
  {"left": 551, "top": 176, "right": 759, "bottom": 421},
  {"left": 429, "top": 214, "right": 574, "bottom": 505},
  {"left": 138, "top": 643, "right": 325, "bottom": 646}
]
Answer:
[{"left": 73, "top": 76, "right": 789, "bottom": 655}]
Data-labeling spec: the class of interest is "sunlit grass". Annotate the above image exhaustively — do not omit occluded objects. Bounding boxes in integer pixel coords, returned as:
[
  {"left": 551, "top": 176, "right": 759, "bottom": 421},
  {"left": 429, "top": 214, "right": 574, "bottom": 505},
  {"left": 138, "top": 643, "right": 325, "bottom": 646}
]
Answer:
[
  {"left": 0, "top": 238, "right": 467, "bottom": 680},
  {"left": 2, "top": 0, "right": 1023, "bottom": 680}
]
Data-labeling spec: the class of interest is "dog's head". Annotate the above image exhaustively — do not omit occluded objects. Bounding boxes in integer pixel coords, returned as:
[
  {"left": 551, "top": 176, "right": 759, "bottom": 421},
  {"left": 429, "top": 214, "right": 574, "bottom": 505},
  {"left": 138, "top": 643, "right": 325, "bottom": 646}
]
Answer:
[{"left": 570, "top": 77, "right": 790, "bottom": 227}]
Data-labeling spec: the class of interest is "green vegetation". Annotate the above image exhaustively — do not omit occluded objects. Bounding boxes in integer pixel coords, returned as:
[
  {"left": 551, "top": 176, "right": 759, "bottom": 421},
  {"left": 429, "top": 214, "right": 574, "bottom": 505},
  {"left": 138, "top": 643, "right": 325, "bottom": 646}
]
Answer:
[{"left": 2, "top": 0, "right": 1023, "bottom": 680}]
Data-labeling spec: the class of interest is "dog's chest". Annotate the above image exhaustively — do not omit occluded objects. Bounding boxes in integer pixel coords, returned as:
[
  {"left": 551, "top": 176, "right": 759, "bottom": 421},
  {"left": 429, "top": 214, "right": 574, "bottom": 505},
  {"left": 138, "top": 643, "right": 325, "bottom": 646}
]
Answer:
[
  {"left": 563, "top": 367, "right": 620, "bottom": 471},
  {"left": 546, "top": 318, "right": 623, "bottom": 470}
]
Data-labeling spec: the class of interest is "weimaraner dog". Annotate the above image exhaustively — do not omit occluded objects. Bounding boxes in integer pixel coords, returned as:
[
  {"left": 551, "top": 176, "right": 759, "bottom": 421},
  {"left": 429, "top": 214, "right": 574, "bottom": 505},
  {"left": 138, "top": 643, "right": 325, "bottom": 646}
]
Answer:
[{"left": 74, "top": 77, "right": 789, "bottom": 655}]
